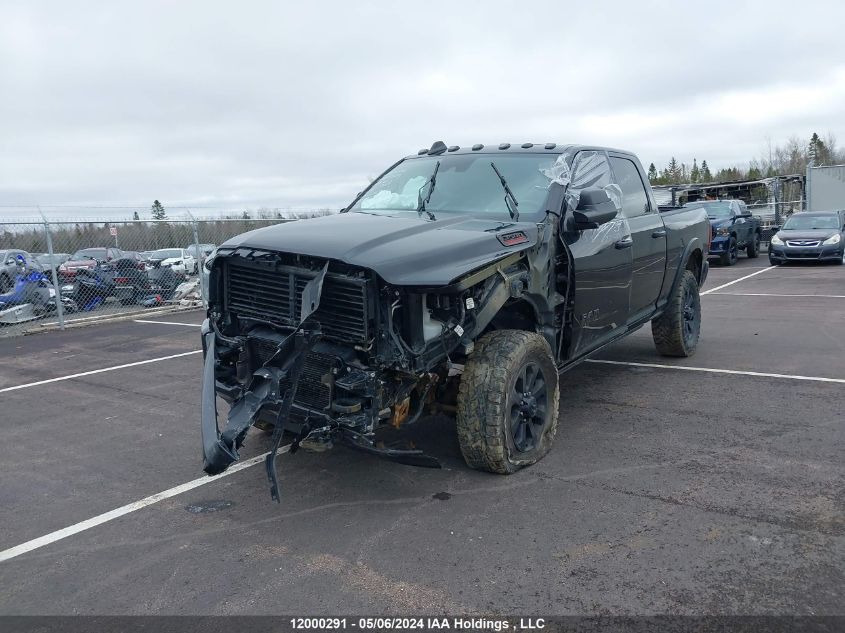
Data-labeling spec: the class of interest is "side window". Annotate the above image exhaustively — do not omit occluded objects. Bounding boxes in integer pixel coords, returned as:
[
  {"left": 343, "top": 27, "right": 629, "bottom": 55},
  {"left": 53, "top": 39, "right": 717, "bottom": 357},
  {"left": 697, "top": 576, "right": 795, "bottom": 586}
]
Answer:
[{"left": 610, "top": 157, "right": 651, "bottom": 218}]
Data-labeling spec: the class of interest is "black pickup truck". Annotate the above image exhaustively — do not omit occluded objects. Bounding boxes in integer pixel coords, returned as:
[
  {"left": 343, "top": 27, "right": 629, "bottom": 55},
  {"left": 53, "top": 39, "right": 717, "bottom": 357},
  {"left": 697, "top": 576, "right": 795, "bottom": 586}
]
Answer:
[{"left": 200, "top": 142, "right": 710, "bottom": 500}]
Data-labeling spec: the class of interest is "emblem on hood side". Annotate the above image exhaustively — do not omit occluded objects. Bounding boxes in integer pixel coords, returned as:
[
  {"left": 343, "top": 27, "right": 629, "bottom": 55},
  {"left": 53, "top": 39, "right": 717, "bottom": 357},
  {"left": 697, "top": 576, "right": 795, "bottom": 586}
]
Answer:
[{"left": 498, "top": 231, "right": 529, "bottom": 247}]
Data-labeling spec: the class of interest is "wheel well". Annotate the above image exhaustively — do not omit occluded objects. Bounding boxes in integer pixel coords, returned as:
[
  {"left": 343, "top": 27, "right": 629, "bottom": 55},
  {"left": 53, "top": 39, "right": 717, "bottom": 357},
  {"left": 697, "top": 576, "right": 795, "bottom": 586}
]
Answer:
[
  {"left": 686, "top": 249, "right": 702, "bottom": 281},
  {"left": 487, "top": 299, "right": 538, "bottom": 333}
]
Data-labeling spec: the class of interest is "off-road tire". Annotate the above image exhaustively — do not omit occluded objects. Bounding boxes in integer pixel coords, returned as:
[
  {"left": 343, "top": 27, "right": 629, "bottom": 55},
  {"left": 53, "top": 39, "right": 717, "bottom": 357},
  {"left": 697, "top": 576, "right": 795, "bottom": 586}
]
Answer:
[
  {"left": 720, "top": 237, "right": 738, "bottom": 266},
  {"left": 651, "top": 270, "right": 701, "bottom": 357},
  {"left": 456, "top": 330, "right": 560, "bottom": 475},
  {"left": 746, "top": 232, "right": 760, "bottom": 258}
]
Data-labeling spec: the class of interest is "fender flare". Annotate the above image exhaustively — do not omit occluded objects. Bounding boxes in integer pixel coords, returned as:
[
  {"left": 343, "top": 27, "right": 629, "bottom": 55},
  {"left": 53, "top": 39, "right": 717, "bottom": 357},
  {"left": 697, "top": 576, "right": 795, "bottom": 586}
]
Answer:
[{"left": 668, "top": 237, "right": 706, "bottom": 295}]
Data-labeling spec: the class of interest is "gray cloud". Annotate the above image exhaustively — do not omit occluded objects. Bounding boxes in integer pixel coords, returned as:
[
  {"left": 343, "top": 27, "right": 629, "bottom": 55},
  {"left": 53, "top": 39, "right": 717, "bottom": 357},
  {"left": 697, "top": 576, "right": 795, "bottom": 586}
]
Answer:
[{"left": 1, "top": 0, "right": 843, "bottom": 218}]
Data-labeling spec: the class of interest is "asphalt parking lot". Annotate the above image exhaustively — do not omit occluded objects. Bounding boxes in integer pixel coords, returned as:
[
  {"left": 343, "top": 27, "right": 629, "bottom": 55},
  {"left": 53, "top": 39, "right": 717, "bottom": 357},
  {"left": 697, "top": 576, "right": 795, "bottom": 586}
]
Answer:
[{"left": 0, "top": 256, "right": 842, "bottom": 615}]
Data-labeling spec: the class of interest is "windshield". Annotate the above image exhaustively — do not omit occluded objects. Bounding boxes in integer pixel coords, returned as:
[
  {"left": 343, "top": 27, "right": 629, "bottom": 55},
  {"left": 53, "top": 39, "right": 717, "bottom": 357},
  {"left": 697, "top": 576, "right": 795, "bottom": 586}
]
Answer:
[
  {"left": 72, "top": 248, "right": 108, "bottom": 260},
  {"left": 783, "top": 214, "right": 840, "bottom": 230},
  {"left": 349, "top": 153, "right": 558, "bottom": 218},
  {"left": 153, "top": 249, "right": 182, "bottom": 259},
  {"left": 684, "top": 201, "right": 734, "bottom": 218}
]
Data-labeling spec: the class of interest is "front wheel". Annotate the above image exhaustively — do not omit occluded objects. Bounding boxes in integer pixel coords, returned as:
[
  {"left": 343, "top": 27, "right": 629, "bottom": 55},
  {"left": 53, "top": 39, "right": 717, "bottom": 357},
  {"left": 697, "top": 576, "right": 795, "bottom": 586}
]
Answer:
[
  {"left": 456, "top": 330, "right": 560, "bottom": 475},
  {"left": 651, "top": 270, "right": 701, "bottom": 357},
  {"left": 746, "top": 233, "right": 761, "bottom": 258},
  {"left": 720, "top": 237, "right": 738, "bottom": 266}
]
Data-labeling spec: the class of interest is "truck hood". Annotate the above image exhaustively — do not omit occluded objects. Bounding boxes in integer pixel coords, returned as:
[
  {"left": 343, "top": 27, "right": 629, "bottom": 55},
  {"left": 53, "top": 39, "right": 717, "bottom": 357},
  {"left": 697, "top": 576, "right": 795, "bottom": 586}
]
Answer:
[
  {"left": 776, "top": 229, "right": 839, "bottom": 241},
  {"left": 708, "top": 218, "right": 733, "bottom": 229},
  {"left": 220, "top": 211, "right": 539, "bottom": 286}
]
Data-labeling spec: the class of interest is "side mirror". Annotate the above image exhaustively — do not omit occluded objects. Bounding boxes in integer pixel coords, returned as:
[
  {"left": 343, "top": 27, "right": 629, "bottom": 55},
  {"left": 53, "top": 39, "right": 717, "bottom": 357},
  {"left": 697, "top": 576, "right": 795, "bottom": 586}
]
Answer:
[{"left": 572, "top": 188, "right": 618, "bottom": 230}]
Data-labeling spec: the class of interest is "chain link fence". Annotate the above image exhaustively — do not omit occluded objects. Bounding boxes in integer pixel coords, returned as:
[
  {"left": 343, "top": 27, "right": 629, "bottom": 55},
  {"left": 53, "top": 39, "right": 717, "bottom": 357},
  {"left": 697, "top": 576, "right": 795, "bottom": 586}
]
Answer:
[
  {"left": 0, "top": 210, "right": 332, "bottom": 337},
  {"left": 746, "top": 200, "right": 803, "bottom": 245}
]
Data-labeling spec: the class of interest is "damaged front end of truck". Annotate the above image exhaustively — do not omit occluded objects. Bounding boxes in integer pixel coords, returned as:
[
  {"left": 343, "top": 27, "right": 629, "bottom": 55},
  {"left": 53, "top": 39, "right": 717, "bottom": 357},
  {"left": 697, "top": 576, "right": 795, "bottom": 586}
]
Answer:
[
  {"left": 198, "top": 143, "right": 627, "bottom": 501},
  {"left": 200, "top": 221, "right": 555, "bottom": 501}
]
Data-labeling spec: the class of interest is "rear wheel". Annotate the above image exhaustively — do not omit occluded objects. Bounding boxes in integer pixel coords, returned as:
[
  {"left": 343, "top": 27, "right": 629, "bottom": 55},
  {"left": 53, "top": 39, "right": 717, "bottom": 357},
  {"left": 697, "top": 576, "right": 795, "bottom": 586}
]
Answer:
[
  {"left": 652, "top": 270, "right": 701, "bottom": 357},
  {"left": 746, "top": 233, "right": 760, "bottom": 258},
  {"left": 720, "top": 237, "right": 738, "bottom": 266},
  {"left": 457, "top": 330, "right": 560, "bottom": 474}
]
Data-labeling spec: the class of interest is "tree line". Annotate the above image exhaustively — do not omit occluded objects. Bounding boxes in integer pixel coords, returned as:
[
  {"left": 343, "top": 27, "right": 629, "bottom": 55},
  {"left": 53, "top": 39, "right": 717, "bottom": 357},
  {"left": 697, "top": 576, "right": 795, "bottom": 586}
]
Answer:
[{"left": 647, "top": 131, "right": 844, "bottom": 186}]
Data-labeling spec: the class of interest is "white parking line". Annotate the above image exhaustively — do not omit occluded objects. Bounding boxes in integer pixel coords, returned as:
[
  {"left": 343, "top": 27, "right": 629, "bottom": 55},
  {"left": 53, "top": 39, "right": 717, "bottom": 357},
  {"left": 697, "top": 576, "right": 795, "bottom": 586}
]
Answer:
[
  {"left": 0, "top": 447, "right": 288, "bottom": 563},
  {"left": 701, "top": 266, "right": 774, "bottom": 295},
  {"left": 0, "top": 350, "right": 202, "bottom": 394},
  {"left": 711, "top": 292, "right": 845, "bottom": 298},
  {"left": 2, "top": 351, "right": 841, "bottom": 563},
  {"left": 134, "top": 319, "right": 203, "bottom": 327},
  {"left": 586, "top": 359, "right": 845, "bottom": 384}
]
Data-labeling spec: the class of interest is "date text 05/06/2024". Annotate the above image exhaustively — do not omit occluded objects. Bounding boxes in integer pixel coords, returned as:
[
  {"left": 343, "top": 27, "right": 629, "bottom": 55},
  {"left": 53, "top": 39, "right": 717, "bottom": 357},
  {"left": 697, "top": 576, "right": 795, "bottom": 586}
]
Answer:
[{"left": 289, "top": 617, "right": 547, "bottom": 631}]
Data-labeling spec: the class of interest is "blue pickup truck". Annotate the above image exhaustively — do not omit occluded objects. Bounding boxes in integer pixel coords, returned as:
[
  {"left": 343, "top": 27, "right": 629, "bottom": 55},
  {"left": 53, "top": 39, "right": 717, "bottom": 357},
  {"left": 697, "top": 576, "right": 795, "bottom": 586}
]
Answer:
[{"left": 683, "top": 200, "right": 762, "bottom": 266}]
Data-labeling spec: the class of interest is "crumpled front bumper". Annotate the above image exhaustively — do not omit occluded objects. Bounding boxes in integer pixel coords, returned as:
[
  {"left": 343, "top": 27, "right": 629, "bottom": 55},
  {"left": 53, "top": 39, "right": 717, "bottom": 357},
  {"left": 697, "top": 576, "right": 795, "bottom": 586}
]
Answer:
[{"left": 200, "top": 322, "right": 319, "bottom": 476}]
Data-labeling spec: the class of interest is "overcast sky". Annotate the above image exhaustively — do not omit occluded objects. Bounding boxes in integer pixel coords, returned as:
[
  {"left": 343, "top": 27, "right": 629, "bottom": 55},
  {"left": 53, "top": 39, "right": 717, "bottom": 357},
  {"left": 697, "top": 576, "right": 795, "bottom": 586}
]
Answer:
[{"left": 1, "top": 0, "right": 843, "bottom": 218}]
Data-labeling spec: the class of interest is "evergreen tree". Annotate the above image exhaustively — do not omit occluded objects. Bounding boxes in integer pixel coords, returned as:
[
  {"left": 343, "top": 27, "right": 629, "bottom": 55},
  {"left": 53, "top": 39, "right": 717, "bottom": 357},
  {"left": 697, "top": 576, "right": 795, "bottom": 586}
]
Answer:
[
  {"left": 690, "top": 159, "right": 700, "bottom": 183},
  {"left": 808, "top": 132, "right": 831, "bottom": 165},
  {"left": 666, "top": 157, "right": 680, "bottom": 184},
  {"left": 151, "top": 200, "right": 166, "bottom": 220},
  {"left": 241, "top": 210, "right": 251, "bottom": 219},
  {"left": 133, "top": 211, "right": 140, "bottom": 221},
  {"left": 647, "top": 163, "right": 658, "bottom": 182},
  {"left": 700, "top": 160, "right": 712, "bottom": 182}
]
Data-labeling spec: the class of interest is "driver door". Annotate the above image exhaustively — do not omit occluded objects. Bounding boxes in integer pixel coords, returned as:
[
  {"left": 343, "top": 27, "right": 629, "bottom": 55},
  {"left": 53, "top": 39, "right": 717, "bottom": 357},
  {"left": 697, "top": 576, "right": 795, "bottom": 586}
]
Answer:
[{"left": 561, "top": 151, "right": 633, "bottom": 357}]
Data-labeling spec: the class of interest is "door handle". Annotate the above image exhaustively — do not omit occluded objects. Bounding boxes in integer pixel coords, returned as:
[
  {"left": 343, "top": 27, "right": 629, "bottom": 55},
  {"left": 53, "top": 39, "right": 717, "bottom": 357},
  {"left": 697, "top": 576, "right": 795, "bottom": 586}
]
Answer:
[
  {"left": 615, "top": 237, "right": 634, "bottom": 249},
  {"left": 651, "top": 229, "right": 667, "bottom": 238}
]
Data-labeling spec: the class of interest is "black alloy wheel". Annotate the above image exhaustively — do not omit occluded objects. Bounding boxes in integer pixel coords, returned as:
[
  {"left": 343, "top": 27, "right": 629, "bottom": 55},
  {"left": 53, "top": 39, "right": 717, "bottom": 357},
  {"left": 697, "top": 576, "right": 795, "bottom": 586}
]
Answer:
[{"left": 509, "top": 361, "right": 549, "bottom": 453}]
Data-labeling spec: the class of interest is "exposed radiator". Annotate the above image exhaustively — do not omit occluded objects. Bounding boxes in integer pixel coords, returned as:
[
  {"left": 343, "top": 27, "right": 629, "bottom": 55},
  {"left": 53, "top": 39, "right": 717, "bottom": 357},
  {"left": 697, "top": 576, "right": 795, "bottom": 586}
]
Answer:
[{"left": 224, "top": 257, "right": 371, "bottom": 344}]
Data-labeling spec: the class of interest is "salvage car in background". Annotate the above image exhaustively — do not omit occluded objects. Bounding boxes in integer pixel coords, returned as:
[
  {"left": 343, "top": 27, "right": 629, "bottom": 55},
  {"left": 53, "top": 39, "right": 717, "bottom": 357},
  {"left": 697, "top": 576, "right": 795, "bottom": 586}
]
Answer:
[
  {"left": 684, "top": 199, "right": 762, "bottom": 266},
  {"left": 34, "top": 253, "right": 71, "bottom": 279},
  {"left": 186, "top": 243, "right": 216, "bottom": 268},
  {"left": 59, "top": 247, "right": 123, "bottom": 282},
  {"left": 769, "top": 210, "right": 845, "bottom": 265},
  {"left": 147, "top": 248, "right": 196, "bottom": 275},
  {"left": 199, "top": 142, "right": 710, "bottom": 502},
  {"left": 63, "top": 256, "right": 151, "bottom": 309}
]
